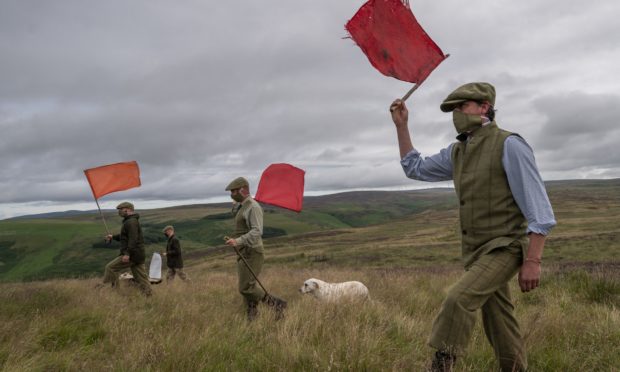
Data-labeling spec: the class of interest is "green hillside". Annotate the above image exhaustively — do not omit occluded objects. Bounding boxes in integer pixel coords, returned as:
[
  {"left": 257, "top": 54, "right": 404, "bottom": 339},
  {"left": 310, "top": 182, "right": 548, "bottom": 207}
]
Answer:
[{"left": 0, "top": 179, "right": 619, "bottom": 282}]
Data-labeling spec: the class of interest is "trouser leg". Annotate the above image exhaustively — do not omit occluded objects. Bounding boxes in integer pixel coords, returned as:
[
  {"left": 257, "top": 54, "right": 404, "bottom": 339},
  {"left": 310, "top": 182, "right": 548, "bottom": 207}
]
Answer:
[
  {"left": 167, "top": 268, "right": 176, "bottom": 282},
  {"left": 130, "top": 263, "right": 153, "bottom": 296},
  {"left": 237, "top": 249, "right": 265, "bottom": 304},
  {"left": 429, "top": 245, "right": 522, "bottom": 354},
  {"left": 176, "top": 269, "right": 189, "bottom": 281},
  {"left": 482, "top": 284, "right": 527, "bottom": 372},
  {"left": 167, "top": 268, "right": 189, "bottom": 282},
  {"left": 103, "top": 256, "right": 131, "bottom": 288}
]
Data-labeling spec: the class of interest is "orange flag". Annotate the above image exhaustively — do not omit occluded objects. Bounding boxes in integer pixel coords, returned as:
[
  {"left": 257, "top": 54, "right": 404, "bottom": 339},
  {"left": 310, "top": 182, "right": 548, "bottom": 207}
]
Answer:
[{"left": 84, "top": 161, "right": 141, "bottom": 199}]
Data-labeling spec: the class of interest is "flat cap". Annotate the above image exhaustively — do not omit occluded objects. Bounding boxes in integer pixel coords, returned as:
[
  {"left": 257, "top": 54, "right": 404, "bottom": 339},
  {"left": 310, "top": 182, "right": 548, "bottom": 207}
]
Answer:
[
  {"left": 225, "top": 177, "right": 249, "bottom": 191},
  {"left": 440, "top": 82, "right": 496, "bottom": 112},
  {"left": 162, "top": 225, "right": 174, "bottom": 233},
  {"left": 116, "top": 201, "right": 134, "bottom": 210}
]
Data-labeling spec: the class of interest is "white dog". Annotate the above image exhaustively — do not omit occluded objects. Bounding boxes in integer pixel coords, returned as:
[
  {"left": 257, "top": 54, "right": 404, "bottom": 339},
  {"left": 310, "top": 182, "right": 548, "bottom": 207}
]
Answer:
[{"left": 299, "top": 278, "right": 369, "bottom": 301}]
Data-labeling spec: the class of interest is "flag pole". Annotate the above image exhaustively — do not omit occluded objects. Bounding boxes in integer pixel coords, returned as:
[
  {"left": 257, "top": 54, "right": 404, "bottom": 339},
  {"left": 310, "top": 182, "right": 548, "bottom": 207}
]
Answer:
[
  {"left": 400, "top": 54, "right": 450, "bottom": 103},
  {"left": 400, "top": 84, "right": 420, "bottom": 102},
  {"left": 94, "top": 197, "right": 111, "bottom": 236}
]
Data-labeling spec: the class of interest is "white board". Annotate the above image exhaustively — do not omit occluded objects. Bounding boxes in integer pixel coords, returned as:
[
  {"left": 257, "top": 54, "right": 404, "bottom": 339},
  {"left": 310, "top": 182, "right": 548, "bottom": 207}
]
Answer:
[{"left": 149, "top": 252, "right": 162, "bottom": 281}]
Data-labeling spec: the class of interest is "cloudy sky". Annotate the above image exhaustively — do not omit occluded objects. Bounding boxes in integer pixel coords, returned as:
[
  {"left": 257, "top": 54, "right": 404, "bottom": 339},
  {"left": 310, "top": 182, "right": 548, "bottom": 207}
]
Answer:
[{"left": 1, "top": 0, "right": 619, "bottom": 219}]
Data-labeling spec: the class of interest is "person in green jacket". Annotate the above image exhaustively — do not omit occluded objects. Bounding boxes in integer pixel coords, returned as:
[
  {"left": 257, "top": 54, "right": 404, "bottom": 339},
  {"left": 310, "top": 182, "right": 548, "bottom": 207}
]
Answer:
[
  {"left": 224, "top": 176, "right": 287, "bottom": 321},
  {"left": 162, "top": 225, "right": 190, "bottom": 283},
  {"left": 390, "top": 83, "right": 556, "bottom": 371},
  {"left": 101, "top": 202, "right": 152, "bottom": 296}
]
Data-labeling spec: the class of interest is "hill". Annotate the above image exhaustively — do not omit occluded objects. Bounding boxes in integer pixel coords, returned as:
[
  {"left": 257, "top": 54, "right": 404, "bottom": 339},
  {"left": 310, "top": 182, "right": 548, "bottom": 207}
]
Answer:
[
  {"left": 0, "top": 188, "right": 457, "bottom": 282},
  {"left": 8, "top": 210, "right": 113, "bottom": 220},
  {"left": 0, "top": 179, "right": 619, "bottom": 282}
]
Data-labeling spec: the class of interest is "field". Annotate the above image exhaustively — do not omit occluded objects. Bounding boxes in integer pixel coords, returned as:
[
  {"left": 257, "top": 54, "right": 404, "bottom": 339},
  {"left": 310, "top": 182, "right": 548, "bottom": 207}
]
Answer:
[
  {"left": 0, "top": 266, "right": 618, "bottom": 371},
  {"left": 0, "top": 179, "right": 619, "bottom": 370}
]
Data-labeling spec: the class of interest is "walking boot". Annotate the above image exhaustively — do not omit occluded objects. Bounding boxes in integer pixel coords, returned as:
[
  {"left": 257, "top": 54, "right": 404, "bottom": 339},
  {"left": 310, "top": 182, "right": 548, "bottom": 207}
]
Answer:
[
  {"left": 429, "top": 350, "right": 456, "bottom": 372},
  {"left": 262, "top": 294, "right": 287, "bottom": 320},
  {"left": 247, "top": 300, "right": 258, "bottom": 321}
]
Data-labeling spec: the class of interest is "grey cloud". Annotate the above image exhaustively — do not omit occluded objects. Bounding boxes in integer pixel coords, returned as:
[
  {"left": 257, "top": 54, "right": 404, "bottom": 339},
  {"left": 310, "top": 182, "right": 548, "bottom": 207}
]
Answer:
[
  {"left": 531, "top": 91, "right": 620, "bottom": 171},
  {"left": 1, "top": 0, "right": 619, "bottom": 213},
  {"left": 536, "top": 92, "right": 619, "bottom": 138}
]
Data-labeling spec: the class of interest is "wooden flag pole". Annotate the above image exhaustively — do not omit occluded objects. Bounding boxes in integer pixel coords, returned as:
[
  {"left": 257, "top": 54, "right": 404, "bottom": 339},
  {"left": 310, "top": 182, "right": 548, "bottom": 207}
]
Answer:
[
  {"left": 94, "top": 197, "right": 111, "bottom": 236},
  {"left": 401, "top": 84, "right": 420, "bottom": 102},
  {"left": 400, "top": 54, "right": 450, "bottom": 104}
]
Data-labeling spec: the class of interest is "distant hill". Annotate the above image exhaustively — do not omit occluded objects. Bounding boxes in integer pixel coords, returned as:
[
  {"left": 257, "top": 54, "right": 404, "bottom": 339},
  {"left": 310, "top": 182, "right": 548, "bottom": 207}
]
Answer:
[
  {"left": 8, "top": 210, "right": 114, "bottom": 220},
  {"left": 0, "top": 179, "right": 618, "bottom": 282}
]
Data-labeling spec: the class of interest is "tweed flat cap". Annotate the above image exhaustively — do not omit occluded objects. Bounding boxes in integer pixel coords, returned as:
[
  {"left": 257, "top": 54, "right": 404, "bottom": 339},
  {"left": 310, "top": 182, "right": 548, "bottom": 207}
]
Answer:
[
  {"left": 225, "top": 177, "right": 249, "bottom": 191},
  {"left": 116, "top": 201, "right": 134, "bottom": 210},
  {"left": 162, "top": 225, "right": 174, "bottom": 233},
  {"left": 440, "top": 82, "right": 496, "bottom": 112}
]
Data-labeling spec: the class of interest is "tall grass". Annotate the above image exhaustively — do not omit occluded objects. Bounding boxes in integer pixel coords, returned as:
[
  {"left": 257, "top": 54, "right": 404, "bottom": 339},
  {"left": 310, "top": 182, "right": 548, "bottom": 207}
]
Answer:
[{"left": 1, "top": 264, "right": 618, "bottom": 371}]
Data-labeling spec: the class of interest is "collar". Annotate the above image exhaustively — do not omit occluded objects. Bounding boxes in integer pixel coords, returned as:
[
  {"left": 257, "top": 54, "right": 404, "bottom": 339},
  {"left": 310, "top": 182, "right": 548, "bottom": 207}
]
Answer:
[
  {"left": 456, "top": 120, "right": 497, "bottom": 142},
  {"left": 123, "top": 213, "right": 139, "bottom": 221}
]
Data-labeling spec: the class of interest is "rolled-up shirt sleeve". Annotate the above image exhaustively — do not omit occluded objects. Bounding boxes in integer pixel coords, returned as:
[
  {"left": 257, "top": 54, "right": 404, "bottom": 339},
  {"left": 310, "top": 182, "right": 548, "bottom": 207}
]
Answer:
[
  {"left": 503, "top": 136, "right": 557, "bottom": 235},
  {"left": 400, "top": 144, "right": 454, "bottom": 182}
]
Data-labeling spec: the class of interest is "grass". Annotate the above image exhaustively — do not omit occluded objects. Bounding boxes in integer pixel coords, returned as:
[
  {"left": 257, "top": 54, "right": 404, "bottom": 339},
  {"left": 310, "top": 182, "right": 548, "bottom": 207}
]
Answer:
[
  {"left": 0, "top": 265, "right": 618, "bottom": 371},
  {"left": 0, "top": 220, "right": 104, "bottom": 281}
]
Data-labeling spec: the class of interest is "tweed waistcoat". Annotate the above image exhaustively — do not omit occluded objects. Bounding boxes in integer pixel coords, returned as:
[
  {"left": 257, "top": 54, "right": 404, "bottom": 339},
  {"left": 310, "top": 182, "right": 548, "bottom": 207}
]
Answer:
[{"left": 451, "top": 122, "right": 527, "bottom": 267}]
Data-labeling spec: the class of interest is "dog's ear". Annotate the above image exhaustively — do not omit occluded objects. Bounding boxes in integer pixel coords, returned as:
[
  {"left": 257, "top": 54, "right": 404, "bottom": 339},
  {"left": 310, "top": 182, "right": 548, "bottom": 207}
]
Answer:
[{"left": 311, "top": 280, "right": 319, "bottom": 289}]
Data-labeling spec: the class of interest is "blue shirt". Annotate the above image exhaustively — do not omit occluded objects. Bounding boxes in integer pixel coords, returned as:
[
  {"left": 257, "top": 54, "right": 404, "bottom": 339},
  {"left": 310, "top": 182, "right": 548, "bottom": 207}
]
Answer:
[{"left": 401, "top": 136, "right": 556, "bottom": 235}]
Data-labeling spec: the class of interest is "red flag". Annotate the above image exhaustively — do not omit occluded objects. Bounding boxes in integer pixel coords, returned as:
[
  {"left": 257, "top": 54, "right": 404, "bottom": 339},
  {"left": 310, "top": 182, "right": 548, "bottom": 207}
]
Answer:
[
  {"left": 345, "top": 0, "right": 447, "bottom": 84},
  {"left": 84, "top": 161, "right": 141, "bottom": 200},
  {"left": 255, "top": 163, "right": 305, "bottom": 212}
]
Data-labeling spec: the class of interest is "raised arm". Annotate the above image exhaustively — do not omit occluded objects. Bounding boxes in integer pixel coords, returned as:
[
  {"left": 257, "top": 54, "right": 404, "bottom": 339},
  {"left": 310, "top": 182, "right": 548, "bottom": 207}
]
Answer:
[
  {"left": 391, "top": 99, "right": 453, "bottom": 182},
  {"left": 390, "top": 99, "right": 414, "bottom": 159}
]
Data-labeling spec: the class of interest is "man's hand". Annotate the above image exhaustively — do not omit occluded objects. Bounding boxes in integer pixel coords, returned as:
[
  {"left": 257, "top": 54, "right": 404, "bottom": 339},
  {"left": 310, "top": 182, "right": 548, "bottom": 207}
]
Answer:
[
  {"left": 518, "top": 260, "right": 541, "bottom": 292},
  {"left": 121, "top": 255, "right": 130, "bottom": 263},
  {"left": 519, "top": 233, "right": 546, "bottom": 292},
  {"left": 104, "top": 234, "right": 113, "bottom": 243},
  {"left": 390, "top": 99, "right": 409, "bottom": 128},
  {"left": 225, "top": 238, "right": 238, "bottom": 247}
]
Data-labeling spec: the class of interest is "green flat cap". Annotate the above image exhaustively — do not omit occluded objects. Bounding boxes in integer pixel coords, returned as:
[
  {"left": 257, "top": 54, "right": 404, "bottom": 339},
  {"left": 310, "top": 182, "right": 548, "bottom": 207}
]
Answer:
[
  {"left": 162, "top": 225, "right": 174, "bottom": 233},
  {"left": 440, "top": 82, "right": 496, "bottom": 112},
  {"left": 116, "top": 201, "right": 134, "bottom": 210},
  {"left": 225, "top": 177, "right": 249, "bottom": 191}
]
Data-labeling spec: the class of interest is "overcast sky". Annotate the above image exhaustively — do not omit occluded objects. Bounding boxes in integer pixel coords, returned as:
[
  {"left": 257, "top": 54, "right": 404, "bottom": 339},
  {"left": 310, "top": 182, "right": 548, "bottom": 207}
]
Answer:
[{"left": 1, "top": 0, "right": 619, "bottom": 219}]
